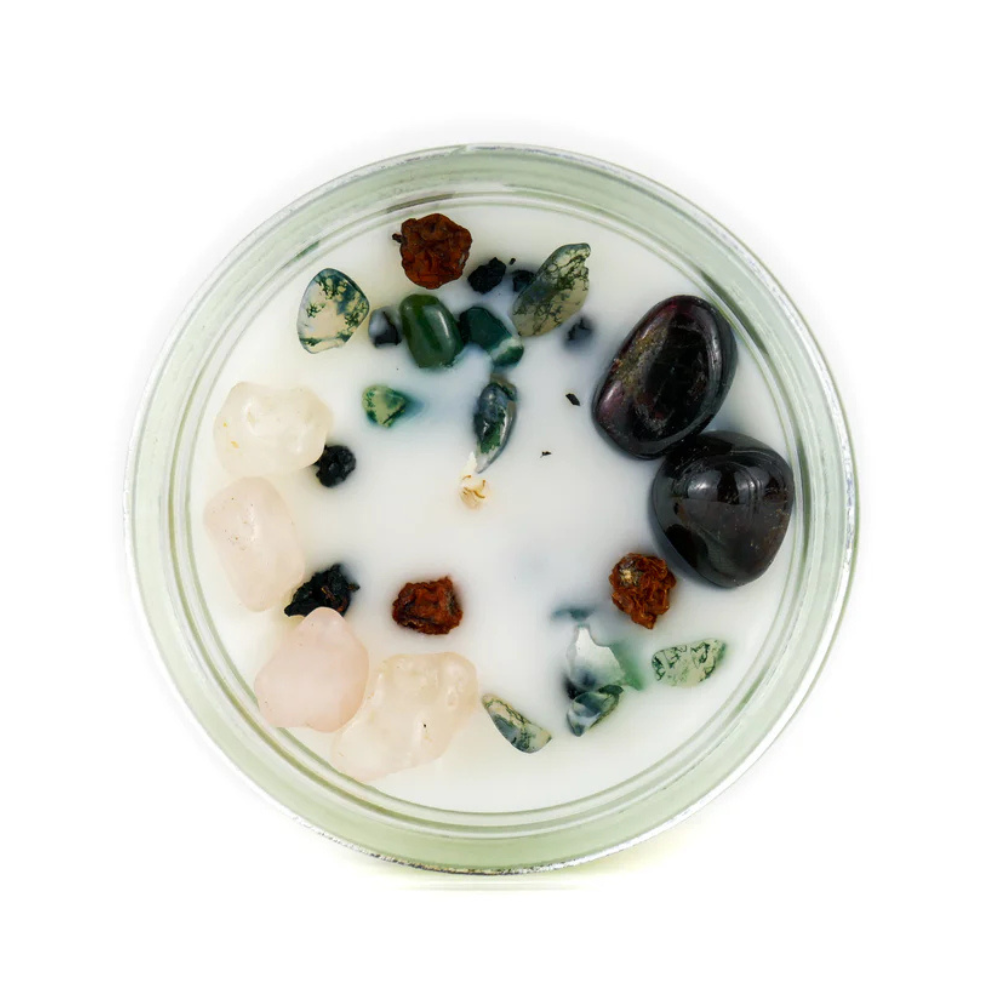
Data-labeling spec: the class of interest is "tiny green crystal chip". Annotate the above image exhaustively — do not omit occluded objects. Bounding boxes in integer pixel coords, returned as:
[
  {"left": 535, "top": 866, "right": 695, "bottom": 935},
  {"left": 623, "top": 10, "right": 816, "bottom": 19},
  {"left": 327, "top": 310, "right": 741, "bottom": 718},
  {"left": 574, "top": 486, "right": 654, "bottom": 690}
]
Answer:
[
  {"left": 473, "top": 376, "right": 517, "bottom": 472},
  {"left": 566, "top": 624, "right": 628, "bottom": 694},
  {"left": 483, "top": 695, "right": 552, "bottom": 753},
  {"left": 362, "top": 384, "right": 418, "bottom": 428},
  {"left": 511, "top": 243, "right": 590, "bottom": 337},
  {"left": 297, "top": 268, "right": 369, "bottom": 353},
  {"left": 652, "top": 640, "right": 727, "bottom": 687}
]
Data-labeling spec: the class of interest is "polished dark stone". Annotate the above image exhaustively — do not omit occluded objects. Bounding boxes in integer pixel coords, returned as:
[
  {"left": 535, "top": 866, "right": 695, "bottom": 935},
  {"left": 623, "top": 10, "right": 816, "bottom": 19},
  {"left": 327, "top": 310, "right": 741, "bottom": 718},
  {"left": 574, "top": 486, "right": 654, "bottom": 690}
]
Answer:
[
  {"left": 651, "top": 431, "right": 794, "bottom": 588},
  {"left": 592, "top": 295, "right": 737, "bottom": 458}
]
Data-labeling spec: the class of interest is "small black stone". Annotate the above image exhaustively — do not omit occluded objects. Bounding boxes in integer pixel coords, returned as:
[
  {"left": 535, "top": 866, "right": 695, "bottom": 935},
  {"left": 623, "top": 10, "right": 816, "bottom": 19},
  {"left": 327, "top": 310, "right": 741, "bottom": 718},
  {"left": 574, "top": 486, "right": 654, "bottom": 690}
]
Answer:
[
  {"left": 566, "top": 317, "right": 593, "bottom": 347},
  {"left": 284, "top": 564, "right": 360, "bottom": 617},
  {"left": 315, "top": 444, "right": 357, "bottom": 487},
  {"left": 508, "top": 258, "right": 516, "bottom": 265},
  {"left": 467, "top": 257, "right": 506, "bottom": 294},
  {"left": 368, "top": 308, "right": 401, "bottom": 347},
  {"left": 566, "top": 393, "right": 581, "bottom": 406},
  {"left": 541, "top": 450, "right": 552, "bottom": 457},
  {"left": 510, "top": 269, "right": 535, "bottom": 293}
]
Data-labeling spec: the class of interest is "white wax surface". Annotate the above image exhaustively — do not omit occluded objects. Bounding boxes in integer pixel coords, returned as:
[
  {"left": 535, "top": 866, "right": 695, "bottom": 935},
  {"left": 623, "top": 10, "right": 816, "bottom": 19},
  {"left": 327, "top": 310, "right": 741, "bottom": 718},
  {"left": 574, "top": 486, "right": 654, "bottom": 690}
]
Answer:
[{"left": 190, "top": 204, "right": 795, "bottom": 812}]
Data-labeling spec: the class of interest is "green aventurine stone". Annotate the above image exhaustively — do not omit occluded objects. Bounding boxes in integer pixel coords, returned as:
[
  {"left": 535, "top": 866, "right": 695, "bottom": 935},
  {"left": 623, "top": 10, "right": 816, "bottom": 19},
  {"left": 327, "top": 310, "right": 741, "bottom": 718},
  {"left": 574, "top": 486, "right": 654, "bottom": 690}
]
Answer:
[
  {"left": 399, "top": 294, "right": 463, "bottom": 368},
  {"left": 458, "top": 306, "right": 524, "bottom": 368},
  {"left": 362, "top": 384, "right": 417, "bottom": 428},
  {"left": 511, "top": 243, "right": 590, "bottom": 337},
  {"left": 473, "top": 377, "right": 517, "bottom": 472},
  {"left": 652, "top": 640, "right": 727, "bottom": 687},
  {"left": 297, "top": 268, "right": 370, "bottom": 353},
  {"left": 482, "top": 695, "right": 552, "bottom": 753},
  {"left": 567, "top": 687, "right": 622, "bottom": 736}
]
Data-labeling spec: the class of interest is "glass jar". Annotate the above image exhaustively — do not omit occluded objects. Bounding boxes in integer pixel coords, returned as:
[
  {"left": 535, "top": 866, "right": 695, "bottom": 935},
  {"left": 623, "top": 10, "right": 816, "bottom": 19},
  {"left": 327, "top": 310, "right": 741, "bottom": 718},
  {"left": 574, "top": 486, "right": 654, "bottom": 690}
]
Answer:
[{"left": 125, "top": 145, "right": 857, "bottom": 873}]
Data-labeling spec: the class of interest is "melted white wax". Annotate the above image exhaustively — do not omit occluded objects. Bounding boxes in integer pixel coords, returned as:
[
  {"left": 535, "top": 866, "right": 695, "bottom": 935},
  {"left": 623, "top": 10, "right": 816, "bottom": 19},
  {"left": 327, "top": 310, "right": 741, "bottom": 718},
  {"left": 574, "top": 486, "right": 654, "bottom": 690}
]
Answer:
[{"left": 191, "top": 204, "right": 794, "bottom": 812}]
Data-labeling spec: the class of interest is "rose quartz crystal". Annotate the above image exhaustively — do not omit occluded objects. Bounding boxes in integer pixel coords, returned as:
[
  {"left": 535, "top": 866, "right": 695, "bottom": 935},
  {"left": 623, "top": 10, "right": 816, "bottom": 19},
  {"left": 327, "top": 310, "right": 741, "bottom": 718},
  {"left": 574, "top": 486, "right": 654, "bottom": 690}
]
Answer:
[
  {"left": 329, "top": 652, "right": 478, "bottom": 782},
  {"left": 254, "top": 609, "right": 369, "bottom": 732},
  {"left": 213, "top": 382, "right": 331, "bottom": 477},
  {"left": 203, "top": 477, "right": 305, "bottom": 611}
]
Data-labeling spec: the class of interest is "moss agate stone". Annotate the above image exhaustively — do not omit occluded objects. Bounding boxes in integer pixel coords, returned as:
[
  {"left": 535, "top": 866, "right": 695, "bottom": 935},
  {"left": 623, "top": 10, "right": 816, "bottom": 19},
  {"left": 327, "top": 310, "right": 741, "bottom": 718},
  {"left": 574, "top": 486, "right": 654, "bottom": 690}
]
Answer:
[
  {"left": 566, "top": 624, "right": 628, "bottom": 695},
  {"left": 651, "top": 431, "right": 794, "bottom": 587},
  {"left": 511, "top": 243, "right": 590, "bottom": 337},
  {"left": 399, "top": 293, "right": 463, "bottom": 368},
  {"left": 297, "top": 268, "right": 369, "bottom": 353},
  {"left": 652, "top": 640, "right": 726, "bottom": 686},
  {"left": 458, "top": 306, "right": 524, "bottom": 368},
  {"left": 473, "top": 376, "right": 517, "bottom": 472},
  {"left": 567, "top": 687, "right": 622, "bottom": 737},
  {"left": 593, "top": 295, "right": 737, "bottom": 458},
  {"left": 362, "top": 384, "right": 418, "bottom": 428},
  {"left": 483, "top": 695, "right": 552, "bottom": 753}
]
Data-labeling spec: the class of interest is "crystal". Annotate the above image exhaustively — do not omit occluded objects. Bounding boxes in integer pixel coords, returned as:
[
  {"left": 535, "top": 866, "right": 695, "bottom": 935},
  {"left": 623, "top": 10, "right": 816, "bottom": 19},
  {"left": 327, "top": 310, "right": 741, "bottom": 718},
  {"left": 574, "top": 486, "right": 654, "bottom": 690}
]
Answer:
[
  {"left": 482, "top": 695, "right": 552, "bottom": 753},
  {"left": 254, "top": 608, "right": 369, "bottom": 731},
  {"left": 652, "top": 640, "right": 727, "bottom": 687},
  {"left": 297, "top": 268, "right": 369, "bottom": 353},
  {"left": 362, "top": 384, "right": 418, "bottom": 427},
  {"left": 399, "top": 294, "right": 464, "bottom": 368},
  {"left": 566, "top": 623, "right": 628, "bottom": 695},
  {"left": 458, "top": 306, "right": 524, "bottom": 368},
  {"left": 314, "top": 444, "right": 356, "bottom": 487},
  {"left": 368, "top": 308, "right": 401, "bottom": 348},
  {"left": 473, "top": 376, "right": 517, "bottom": 472},
  {"left": 284, "top": 563, "right": 359, "bottom": 617},
  {"left": 567, "top": 687, "right": 621, "bottom": 736},
  {"left": 511, "top": 243, "right": 590, "bottom": 337},
  {"left": 467, "top": 257, "right": 506, "bottom": 294},
  {"left": 213, "top": 382, "right": 331, "bottom": 477},
  {"left": 203, "top": 477, "right": 305, "bottom": 611},
  {"left": 392, "top": 214, "right": 472, "bottom": 289},
  {"left": 651, "top": 431, "right": 794, "bottom": 587},
  {"left": 329, "top": 652, "right": 478, "bottom": 782},
  {"left": 608, "top": 553, "right": 676, "bottom": 629},
  {"left": 592, "top": 295, "right": 737, "bottom": 458}
]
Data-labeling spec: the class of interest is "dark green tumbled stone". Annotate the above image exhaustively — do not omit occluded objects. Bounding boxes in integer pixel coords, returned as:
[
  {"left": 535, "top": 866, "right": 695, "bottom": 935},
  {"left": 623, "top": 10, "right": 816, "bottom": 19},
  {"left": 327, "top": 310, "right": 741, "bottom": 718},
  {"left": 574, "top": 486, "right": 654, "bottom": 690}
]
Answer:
[
  {"left": 651, "top": 431, "right": 794, "bottom": 588},
  {"left": 458, "top": 306, "right": 524, "bottom": 368},
  {"left": 399, "top": 294, "right": 463, "bottom": 368}
]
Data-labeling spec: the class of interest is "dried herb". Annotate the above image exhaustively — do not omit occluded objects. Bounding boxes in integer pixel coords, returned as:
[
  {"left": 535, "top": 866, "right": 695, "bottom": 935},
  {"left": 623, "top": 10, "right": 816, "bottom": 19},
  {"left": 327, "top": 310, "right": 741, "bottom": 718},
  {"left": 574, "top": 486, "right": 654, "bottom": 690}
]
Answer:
[
  {"left": 392, "top": 213, "right": 472, "bottom": 289},
  {"left": 392, "top": 577, "right": 463, "bottom": 635},
  {"left": 284, "top": 564, "right": 359, "bottom": 618},
  {"left": 609, "top": 553, "right": 677, "bottom": 629}
]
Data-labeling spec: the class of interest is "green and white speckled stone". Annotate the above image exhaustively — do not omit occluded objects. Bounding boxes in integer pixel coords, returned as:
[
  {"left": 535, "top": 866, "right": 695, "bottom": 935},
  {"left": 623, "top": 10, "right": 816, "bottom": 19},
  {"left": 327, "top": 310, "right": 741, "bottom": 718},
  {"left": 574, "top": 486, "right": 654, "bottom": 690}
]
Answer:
[
  {"left": 482, "top": 695, "right": 552, "bottom": 753},
  {"left": 473, "top": 377, "right": 517, "bottom": 472},
  {"left": 566, "top": 624, "right": 627, "bottom": 693},
  {"left": 652, "top": 640, "right": 727, "bottom": 687},
  {"left": 566, "top": 687, "right": 621, "bottom": 737},
  {"left": 297, "top": 268, "right": 370, "bottom": 353},
  {"left": 362, "top": 384, "right": 418, "bottom": 428},
  {"left": 510, "top": 243, "right": 590, "bottom": 337}
]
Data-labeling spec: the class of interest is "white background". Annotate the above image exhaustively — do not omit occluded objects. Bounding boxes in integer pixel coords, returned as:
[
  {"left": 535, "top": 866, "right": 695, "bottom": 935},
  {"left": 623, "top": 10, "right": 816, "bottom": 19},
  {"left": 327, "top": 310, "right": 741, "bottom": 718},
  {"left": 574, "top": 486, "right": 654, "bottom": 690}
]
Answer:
[{"left": 3, "top": 2, "right": 997, "bottom": 996}]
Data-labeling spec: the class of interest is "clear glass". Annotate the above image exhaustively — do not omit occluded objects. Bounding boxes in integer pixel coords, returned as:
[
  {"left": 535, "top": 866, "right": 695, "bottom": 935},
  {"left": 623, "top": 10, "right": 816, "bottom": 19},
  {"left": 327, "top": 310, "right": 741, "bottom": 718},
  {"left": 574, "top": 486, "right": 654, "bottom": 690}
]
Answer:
[{"left": 125, "top": 144, "right": 857, "bottom": 873}]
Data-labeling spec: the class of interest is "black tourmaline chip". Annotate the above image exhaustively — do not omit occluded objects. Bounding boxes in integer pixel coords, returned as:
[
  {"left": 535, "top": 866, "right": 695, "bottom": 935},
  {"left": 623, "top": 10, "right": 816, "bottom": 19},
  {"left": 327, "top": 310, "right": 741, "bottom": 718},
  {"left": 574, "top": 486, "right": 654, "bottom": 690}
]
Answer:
[
  {"left": 566, "top": 393, "right": 581, "bottom": 406},
  {"left": 510, "top": 269, "right": 535, "bottom": 293},
  {"left": 566, "top": 317, "right": 593, "bottom": 347},
  {"left": 467, "top": 257, "right": 507, "bottom": 293},
  {"left": 368, "top": 308, "right": 401, "bottom": 347},
  {"left": 284, "top": 564, "right": 360, "bottom": 617},
  {"left": 314, "top": 444, "right": 357, "bottom": 487}
]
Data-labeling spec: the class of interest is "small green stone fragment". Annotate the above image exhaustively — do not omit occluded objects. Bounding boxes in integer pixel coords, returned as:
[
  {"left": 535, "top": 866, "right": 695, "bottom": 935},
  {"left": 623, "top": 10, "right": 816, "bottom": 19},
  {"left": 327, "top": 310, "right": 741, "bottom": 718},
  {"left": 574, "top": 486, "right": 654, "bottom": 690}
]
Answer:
[
  {"left": 399, "top": 293, "right": 464, "bottom": 368},
  {"left": 652, "top": 640, "right": 727, "bottom": 687},
  {"left": 297, "top": 268, "right": 370, "bottom": 353},
  {"left": 511, "top": 243, "right": 590, "bottom": 337},
  {"left": 473, "top": 376, "right": 517, "bottom": 472},
  {"left": 459, "top": 306, "right": 524, "bottom": 368},
  {"left": 482, "top": 694, "right": 552, "bottom": 753},
  {"left": 362, "top": 384, "right": 418, "bottom": 428},
  {"left": 567, "top": 686, "right": 622, "bottom": 736},
  {"left": 566, "top": 624, "right": 628, "bottom": 694}
]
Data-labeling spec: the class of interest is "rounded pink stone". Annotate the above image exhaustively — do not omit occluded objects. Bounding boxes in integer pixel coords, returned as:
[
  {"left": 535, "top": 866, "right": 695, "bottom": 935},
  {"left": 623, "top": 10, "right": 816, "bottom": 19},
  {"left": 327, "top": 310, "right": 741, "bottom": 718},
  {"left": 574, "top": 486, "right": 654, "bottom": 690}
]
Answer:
[{"left": 254, "top": 608, "right": 369, "bottom": 732}]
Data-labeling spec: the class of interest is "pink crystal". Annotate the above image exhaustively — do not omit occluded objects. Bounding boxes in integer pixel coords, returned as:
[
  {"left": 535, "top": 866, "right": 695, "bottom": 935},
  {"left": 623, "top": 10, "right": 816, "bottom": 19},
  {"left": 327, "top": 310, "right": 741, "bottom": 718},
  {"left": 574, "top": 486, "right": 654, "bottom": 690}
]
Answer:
[
  {"left": 203, "top": 477, "right": 305, "bottom": 611},
  {"left": 329, "top": 652, "right": 478, "bottom": 782},
  {"left": 254, "top": 608, "right": 369, "bottom": 732}
]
